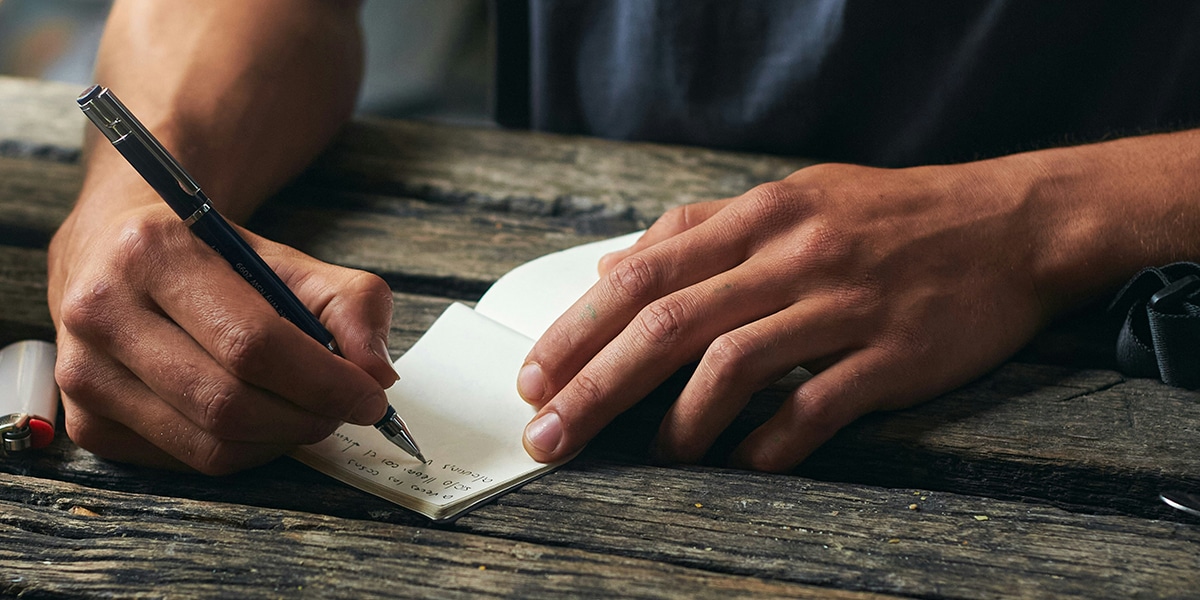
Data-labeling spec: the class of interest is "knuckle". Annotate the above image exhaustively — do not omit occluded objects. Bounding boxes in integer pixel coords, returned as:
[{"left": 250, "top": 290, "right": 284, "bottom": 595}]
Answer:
[
  {"left": 766, "top": 220, "right": 855, "bottom": 283},
  {"left": 191, "top": 377, "right": 246, "bottom": 433},
  {"left": 54, "top": 346, "right": 99, "bottom": 399},
  {"left": 58, "top": 280, "right": 120, "bottom": 340},
  {"left": 652, "top": 205, "right": 691, "bottom": 234},
  {"left": 568, "top": 370, "right": 607, "bottom": 410},
  {"left": 806, "top": 221, "right": 851, "bottom": 258},
  {"left": 213, "top": 321, "right": 273, "bottom": 378},
  {"left": 112, "top": 214, "right": 179, "bottom": 266},
  {"left": 348, "top": 270, "right": 393, "bottom": 305},
  {"left": 634, "top": 295, "right": 689, "bottom": 347},
  {"left": 704, "top": 332, "right": 755, "bottom": 383},
  {"left": 798, "top": 395, "right": 843, "bottom": 441},
  {"left": 606, "top": 254, "right": 662, "bottom": 304},
  {"left": 62, "top": 409, "right": 106, "bottom": 455},
  {"left": 790, "top": 161, "right": 850, "bottom": 181},
  {"left": 791, "top": 221, "right": 851, "bottom": 271},
  {"left": 741, "top": 181, "right": 792, "bottom": 215}
]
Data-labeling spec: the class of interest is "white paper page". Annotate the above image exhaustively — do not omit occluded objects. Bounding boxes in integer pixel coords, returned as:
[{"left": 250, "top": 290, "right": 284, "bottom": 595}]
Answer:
[
  {"left": 293, "top": 303, "right": 560, "bottom": 518},
  {"left": 475, "top": 231, "right": 643, "bottom": 340}
]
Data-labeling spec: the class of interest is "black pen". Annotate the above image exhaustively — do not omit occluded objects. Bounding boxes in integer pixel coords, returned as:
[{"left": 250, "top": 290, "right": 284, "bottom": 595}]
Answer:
[{"left": 76, "top": 85, "right": 424, "bottom": 462}]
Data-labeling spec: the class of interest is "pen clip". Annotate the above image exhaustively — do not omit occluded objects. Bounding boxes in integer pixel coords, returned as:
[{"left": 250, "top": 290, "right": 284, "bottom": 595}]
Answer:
[{"left": 77, "top": 85, "right": 202, "bottom": 197}]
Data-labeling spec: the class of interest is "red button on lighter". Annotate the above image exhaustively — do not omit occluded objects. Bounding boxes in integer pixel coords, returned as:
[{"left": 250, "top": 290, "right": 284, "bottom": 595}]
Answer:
[{"left": 0, "top": 340, "right": 58, "bottom": 454}]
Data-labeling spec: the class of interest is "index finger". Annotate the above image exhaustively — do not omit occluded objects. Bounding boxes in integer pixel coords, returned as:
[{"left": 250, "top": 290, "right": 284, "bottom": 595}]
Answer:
[
  {"left": 597, "top": 199, "right": 732, "bottom": 274},
  {"left": 149, "top": 243, "right": 388, "bottom": 425},
  {"left": 517, "top": 219, "right": 746, "bottom": 409}
]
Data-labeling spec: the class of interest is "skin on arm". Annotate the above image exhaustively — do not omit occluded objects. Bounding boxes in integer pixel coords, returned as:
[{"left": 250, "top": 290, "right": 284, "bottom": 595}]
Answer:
[
  {"left": 519, "top": 129, "right": 1200, "bottom": 472},
  {"left": 47, "top": 0, "right": 397, "bottom": 474}
]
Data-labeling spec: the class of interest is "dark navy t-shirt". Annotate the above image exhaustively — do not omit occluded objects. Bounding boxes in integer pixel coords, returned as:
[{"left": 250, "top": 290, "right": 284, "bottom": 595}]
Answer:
[{"left": 494, "top": 0, "right": 1200, "bottom": 167}]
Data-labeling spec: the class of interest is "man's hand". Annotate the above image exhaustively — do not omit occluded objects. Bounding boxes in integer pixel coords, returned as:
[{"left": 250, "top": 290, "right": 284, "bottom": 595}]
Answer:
[
  {"left": 48, "top": 199, "right": 397, "bottom": 474},
  {"left": 519, "top": 159, "right": 1089, "bottom": 471},
  {"left": 48, "top": 0, "right": 369, "bottom": 473}
]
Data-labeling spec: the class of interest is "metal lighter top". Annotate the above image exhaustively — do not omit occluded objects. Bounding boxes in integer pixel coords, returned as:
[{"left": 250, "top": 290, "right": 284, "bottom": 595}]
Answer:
[{"left": 0, "top": 340, "right": 59, "bottom": 454}]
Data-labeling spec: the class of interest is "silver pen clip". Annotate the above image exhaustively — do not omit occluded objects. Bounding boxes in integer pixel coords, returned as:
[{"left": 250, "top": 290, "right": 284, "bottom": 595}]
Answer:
[{"left": 77, "top": 85, "right": 202, "bottom": 197}]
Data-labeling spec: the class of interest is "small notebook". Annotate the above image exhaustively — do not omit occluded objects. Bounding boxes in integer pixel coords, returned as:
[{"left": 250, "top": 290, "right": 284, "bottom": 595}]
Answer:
[{"left": 291, "top": 231, "right": 642, "bottom": 521}]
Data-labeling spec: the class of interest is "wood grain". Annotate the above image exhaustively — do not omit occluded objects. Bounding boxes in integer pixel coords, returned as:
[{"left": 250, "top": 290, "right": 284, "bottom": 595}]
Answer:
[
  {"left": 1, "top": 460, "right": 1196, "bottom": 600},
  {"left": 0, "top": 77, "right": 83, "bottom": 161},
  {"left": 0, "top": 246, "right": 53, "bottom": 346},
  {"left": 305, "top": 118, "right": 811, "bottom": 223},
  {"left": 0, "top": 156, "right": 78, "bottom": 248},
  {"left": 461, "top": 461, "right": 1200, "bottom": 599},
  {"left": 0, "top": 473, "right": 884, "bottom": 600}
]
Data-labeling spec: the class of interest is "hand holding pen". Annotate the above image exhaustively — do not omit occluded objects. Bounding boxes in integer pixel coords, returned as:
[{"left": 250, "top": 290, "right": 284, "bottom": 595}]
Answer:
[{"left": 44, "top": 86, "right": 421, "bottom": 474}]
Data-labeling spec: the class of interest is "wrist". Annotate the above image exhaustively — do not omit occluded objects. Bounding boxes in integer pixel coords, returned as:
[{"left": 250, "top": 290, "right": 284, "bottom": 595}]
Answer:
[
  {"left": 49, "top": 161, "right": 161, "bottom": 280},
  {"left": 991, "top": 131, "right": 1200, "bottom": 316}
]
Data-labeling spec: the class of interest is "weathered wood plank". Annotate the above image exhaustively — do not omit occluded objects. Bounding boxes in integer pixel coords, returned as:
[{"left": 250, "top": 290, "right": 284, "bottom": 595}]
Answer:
[
  {"left": 459, "top": 461, "right": 1200, "bottom": 600},
  {"left": 0, "top": 246, "right": 53, "bottom": 346},
  {"left": 1, "top": 461, "right": 1196, "bottom": 600},
  {"left": 0, "top": 474, "right": 879, "bottom": 600},
  {"left": 2, "top": 244, "right": 1194, "bottom": 519},
  {"left": 305, "top": 118, "right": 811, "bottom": 223},
  {"left": 789, "top": 365, "right": 1199, "bottom": 518},
  {"left": 0, "top": 156, "right": 79, "bottom": 248},
  {"left": 0, "top": 77, "right": 83, "bottom": 161}
]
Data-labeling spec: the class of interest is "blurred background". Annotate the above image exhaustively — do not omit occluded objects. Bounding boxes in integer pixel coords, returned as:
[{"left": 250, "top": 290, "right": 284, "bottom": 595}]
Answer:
[{"left": 0, "top": 0, "right": 493, "bottom": 125}]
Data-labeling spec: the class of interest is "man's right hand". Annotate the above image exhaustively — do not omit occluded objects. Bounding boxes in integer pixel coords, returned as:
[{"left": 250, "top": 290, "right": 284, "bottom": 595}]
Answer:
[
  {"left": 52, "top": 0, "right": 370, "bottom": 473},
  {"left": 48, "top": 196, "right": 398, "bottom": 474}
]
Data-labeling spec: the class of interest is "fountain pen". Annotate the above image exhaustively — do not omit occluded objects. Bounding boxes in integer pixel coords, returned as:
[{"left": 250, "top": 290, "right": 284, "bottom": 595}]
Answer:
[{"left": 76, "top": 85, "right": 424, "bottom": 463}]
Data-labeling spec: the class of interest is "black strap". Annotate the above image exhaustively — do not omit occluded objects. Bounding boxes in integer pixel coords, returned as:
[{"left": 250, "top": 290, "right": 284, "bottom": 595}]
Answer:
[{"left": 1108, "top": 262, "right": 1200, "bottom": 389}]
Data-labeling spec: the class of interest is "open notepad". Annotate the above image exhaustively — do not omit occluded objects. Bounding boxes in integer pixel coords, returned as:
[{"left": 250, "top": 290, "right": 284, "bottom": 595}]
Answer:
[{"left": 291, "top": 232, "right": 643, "bottom": 521}]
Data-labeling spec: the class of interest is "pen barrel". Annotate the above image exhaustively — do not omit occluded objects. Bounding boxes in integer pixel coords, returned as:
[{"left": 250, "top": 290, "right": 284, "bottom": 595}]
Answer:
[{"left": 189, "top": 211, "right": 339, "bottom": 353}]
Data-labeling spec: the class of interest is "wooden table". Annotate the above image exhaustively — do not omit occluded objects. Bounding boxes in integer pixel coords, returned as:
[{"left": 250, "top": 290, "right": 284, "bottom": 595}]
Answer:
[{"left": 1, "top": 76, "right": 1197, "bottom": 599}]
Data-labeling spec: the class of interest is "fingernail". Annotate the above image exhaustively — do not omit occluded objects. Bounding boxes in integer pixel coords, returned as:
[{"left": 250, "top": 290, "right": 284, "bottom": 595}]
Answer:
[
  {"left": 350, "top": 390, "right": 388, "bottom": 425},
  {"left": 517, "top": 362, "right": 545, "bottom": 404},
  {"left": 371, "top": 335, "right": 400, "bottom": 385},
  {"left": 524, "top": 411, "right": 563, "bottom": 456}
]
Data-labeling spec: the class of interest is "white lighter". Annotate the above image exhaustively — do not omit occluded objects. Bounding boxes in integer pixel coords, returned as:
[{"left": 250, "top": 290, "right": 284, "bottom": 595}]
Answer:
[{"left": 0, "top": 340, "right": 59, "bottom": 454}]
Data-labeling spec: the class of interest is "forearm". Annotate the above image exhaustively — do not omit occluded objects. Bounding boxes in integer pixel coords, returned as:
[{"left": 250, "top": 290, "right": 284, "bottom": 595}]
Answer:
[
  {"left": 997, "top": 129, "right": 1200, "bottom": 314},
  {"left": 76, "top": 0, "right": 364, "bottom": 223}
]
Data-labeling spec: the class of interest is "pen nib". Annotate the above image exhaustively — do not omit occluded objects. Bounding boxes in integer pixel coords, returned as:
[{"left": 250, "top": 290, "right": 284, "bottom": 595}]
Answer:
[{"left": 374, "top": 405, "right": 425, "bottom": 462}]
